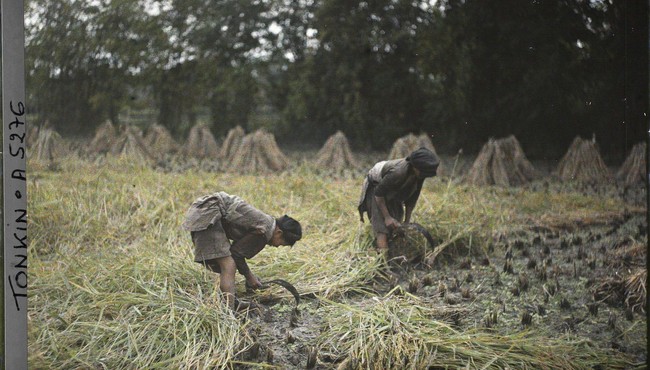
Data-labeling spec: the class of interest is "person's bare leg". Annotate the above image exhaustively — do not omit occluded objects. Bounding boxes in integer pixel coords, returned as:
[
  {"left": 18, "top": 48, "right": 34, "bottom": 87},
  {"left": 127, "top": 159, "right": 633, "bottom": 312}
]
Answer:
[
  {"left": 376, "top": 233, "right": 389, "bottom": 253},
  {"left": 216, "top": 256, "right": 237, "bottom": 309}
]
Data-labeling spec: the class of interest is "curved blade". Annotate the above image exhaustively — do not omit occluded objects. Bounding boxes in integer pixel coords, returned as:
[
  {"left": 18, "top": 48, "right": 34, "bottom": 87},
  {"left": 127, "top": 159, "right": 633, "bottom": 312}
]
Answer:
[
  {"left": 404, "top": 222, "right": 436, "bottom": 248},
  {"left": 263, "top": 279, "right": 301, "bottom": 307}
]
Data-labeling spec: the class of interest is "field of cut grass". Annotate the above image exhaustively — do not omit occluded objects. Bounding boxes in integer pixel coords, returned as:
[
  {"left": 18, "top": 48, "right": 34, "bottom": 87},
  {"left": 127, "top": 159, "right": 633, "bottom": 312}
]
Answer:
[{"left": 28, "top": 156, "right": 643, "bottom": 369}]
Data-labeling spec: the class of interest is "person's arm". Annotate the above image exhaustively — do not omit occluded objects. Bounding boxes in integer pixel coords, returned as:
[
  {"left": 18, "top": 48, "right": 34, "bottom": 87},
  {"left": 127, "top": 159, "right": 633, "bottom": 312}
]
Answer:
[
  {"left": 404, "top": 179, "right": 424, "bottom": 223},
  {"left": 374, "top": 164, "right": 406, "bottom": 229},
  {"left": 374, "top": 194, "right": 400, "bottom": 230},
  {"left": 230, "top": 233, "right": 266, "bottom": 288}
]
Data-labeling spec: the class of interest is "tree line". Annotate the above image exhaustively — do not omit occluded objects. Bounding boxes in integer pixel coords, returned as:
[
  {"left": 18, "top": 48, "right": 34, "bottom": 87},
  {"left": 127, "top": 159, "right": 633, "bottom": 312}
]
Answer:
[{"left": 26, "top": 0, "right": 647, "bottom": 160}]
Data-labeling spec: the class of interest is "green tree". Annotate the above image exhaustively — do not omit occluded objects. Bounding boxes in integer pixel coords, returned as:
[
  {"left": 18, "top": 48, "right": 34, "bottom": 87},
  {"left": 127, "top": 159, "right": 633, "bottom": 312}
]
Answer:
[
  {"left": 26, "top": 0, "right": 162, "bottom": 135},
  {"left": 576, "top": 0, "right": 648, "bottom": 161},
  {"left": 25, "top": 0, "right": 646, "bottom": 158},
  {"left": 279, "top": 0, "right": 437, "bottom": 149},
  {"left": 151, "top": 0, "right": 276, "bottom": 137},
  {"left": 418, "top": 0, "right": 646, "bottom": 159}
]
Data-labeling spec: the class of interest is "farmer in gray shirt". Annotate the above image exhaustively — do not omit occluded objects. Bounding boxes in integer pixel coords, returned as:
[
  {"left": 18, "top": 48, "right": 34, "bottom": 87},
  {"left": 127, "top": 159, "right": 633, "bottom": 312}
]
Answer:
[
  {"left": 358, "top": 147, "right": 439, "bottom": 253},
  {"left": 182, "top": 191, "right": 302, "bottom": 310}
]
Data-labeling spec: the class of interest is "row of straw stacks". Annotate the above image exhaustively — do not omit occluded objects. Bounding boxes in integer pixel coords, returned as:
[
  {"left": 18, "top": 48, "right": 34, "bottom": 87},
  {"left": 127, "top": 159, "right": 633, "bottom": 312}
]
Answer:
[
  {"left": 465, "top": 135, "right": 646, "bottom": 187},
  {"left": 27, "top": 123, "right": 646, "bottom": 186}
]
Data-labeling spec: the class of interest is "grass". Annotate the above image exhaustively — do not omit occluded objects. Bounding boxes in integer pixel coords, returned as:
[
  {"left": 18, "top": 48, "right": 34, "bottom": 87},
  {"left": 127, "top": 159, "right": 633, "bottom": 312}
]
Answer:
[
  {"left": 28, "top": 156, "right": 640, "bottom": 368},
  {"left": 317, "top": 293, "right": 632, "bottom": 369}
]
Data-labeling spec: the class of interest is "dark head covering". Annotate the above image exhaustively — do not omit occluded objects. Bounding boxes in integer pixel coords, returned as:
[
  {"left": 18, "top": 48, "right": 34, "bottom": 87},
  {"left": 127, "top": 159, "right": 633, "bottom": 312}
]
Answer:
[
  {"left": 406, "top": 147, "right": 439, "bottom": 177},
  {"left": 277, "top": 215, "right": 302, "bottom": 246}
]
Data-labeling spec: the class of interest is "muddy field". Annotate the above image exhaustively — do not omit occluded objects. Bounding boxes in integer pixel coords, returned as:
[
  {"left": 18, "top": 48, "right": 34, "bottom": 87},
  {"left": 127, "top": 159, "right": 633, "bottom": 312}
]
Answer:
[
  {"left": 28, "top": 148, "right": 647, "bottom": 369},
  {"left": 235, "top": 183, "right": 647, "bottom": 369},
  {"left": 237, "top": 230, "right": 647, "bottom": 368}
]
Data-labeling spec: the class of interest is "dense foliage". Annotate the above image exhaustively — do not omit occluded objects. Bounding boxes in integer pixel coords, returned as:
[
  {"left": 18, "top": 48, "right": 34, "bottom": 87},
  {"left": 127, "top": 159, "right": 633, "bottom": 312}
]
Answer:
[{"left": 26, "top": 0, "right": 647, "bottom": 159}]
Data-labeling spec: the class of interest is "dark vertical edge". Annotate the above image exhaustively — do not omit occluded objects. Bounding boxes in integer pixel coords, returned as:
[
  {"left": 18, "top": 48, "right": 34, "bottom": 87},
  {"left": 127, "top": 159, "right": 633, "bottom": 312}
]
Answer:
[{"left": 2, "top": 0, "right": 28, "bottom": 368}]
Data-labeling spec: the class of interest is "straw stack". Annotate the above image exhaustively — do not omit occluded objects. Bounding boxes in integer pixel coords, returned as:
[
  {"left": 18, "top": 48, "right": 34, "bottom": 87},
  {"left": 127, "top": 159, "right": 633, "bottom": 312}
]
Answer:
[
  {"left": 183, "top": 123, "right": 219, "bottom": 160},
  {"left": 556, "top": 136, "right": 612, "bottom": 183},
  {"left": 109, "top": 125, "right": 156, "bottom": 164},
  {"left": 314, "top": 130, "right": 358, "bottom": 171},
  {"left": 144, "top": 124, "right": 179, "bottom": 159},
  {"left": 32, "top": 127, "right": 66, "bottom": 162},
  {"left": 27, "top": 124, "right": 40, "bottom": 150},
  {"left": 90, "top": 120, "right": 118, "bottom": 155},
  {"left": 465, "top": 135, "right": 538, "bottom": 186},
  {"left": 388, "top": 133, "right": 419, "bottom": 160},
  {"left": 616, "top": 142, "right": 646, "bottom": 187},
  {"left": 388, "top": 132, "right": 446, "bottom": 176},
  {"left": 229, "top": 129, "right": 290, "bottom": 173},
  {"left": 219, "top": 125, "right": 245, "bottom": 161}
]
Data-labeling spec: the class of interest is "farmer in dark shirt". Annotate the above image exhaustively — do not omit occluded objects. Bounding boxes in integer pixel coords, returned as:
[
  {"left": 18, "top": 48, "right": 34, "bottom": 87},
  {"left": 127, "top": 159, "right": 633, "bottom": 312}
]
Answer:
[
  {"left": 358, "top": 147, "right": 439, "bottom": 253},
  {"left": 182, "top": 192, "right": 302, "bottom": 309}
]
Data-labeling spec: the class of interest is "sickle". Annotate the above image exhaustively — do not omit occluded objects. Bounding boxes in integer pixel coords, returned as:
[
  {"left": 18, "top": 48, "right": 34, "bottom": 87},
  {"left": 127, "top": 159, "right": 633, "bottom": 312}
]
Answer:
[
  {"left": 261, "top": 279, "right": 301, "bottom": 327},
  {"left": 404, "top": 222, "right": 436, "bottom": 247},
  {"left": 262, "top": 279, "right": 301, "bottom": 307}
]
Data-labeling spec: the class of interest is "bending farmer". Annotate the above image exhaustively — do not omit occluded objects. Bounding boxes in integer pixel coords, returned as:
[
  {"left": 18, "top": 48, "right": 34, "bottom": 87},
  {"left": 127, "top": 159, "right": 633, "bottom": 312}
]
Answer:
[
  {"left": 182, "top": 191, "right": 302, "bottom": 309},
  {"left": 358, "top": 147, "right": 439, "bottom": 253}
]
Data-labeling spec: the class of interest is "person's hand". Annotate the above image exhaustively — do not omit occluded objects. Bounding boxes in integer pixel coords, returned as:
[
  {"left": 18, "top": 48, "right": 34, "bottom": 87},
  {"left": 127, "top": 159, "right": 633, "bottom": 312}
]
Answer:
[
  {"left": 384, "top": 216, "right": 400, "bottom": 231},
  {"left": 245, "top": 274, "right": 263, "bottom": 290}
]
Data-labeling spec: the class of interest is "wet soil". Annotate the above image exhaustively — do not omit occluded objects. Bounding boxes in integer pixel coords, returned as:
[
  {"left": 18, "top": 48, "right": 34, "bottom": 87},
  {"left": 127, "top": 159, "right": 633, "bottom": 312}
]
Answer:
[
  {"left": 238, "top": 212, "right": 647, "bottom": 369},
  {"left": 405, "top": 212, "right": 647, "bottom": 360},
  {"left": 234, "top": 179, "right": 647, "bottom": 369}
]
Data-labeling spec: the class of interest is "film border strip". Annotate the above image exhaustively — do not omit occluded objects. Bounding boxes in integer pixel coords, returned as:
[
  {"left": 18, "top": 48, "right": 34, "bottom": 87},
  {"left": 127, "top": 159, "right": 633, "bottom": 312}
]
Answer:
[{"left": 2, "top": 0, "right": 29, "bottom": 368}]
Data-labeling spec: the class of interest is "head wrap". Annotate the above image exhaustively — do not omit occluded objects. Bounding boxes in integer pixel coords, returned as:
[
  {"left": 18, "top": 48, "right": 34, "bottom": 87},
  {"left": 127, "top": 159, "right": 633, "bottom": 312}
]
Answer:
[
  {"left": 406, "top": 147, "right": 439, "bottom": 177},
  {"left": 277, "top": 215, "right": 302, "bottom": 246}
]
